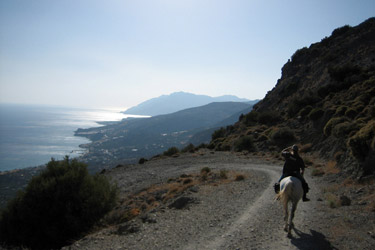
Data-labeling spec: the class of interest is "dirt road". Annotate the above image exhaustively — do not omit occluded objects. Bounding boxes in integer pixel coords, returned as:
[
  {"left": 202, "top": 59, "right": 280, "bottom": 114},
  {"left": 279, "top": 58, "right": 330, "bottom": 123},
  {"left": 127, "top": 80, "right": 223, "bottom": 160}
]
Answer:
[{"left": 64, "top": 151, "right": 336, "bottom": 250}]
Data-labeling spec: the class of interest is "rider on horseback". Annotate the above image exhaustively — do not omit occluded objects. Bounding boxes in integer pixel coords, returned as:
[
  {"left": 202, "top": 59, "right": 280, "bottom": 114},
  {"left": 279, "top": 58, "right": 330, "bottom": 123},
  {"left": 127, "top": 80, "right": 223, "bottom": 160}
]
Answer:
[{"left": 275, "top": 144, "right": 310, "bottom": 202}]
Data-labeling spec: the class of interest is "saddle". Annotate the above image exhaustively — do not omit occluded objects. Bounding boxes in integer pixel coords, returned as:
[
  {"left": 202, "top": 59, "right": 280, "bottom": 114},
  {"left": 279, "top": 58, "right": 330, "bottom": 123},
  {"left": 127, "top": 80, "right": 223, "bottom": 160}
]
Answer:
[{"left": 274, "top": 172, "right": 309, "bottom": 194}]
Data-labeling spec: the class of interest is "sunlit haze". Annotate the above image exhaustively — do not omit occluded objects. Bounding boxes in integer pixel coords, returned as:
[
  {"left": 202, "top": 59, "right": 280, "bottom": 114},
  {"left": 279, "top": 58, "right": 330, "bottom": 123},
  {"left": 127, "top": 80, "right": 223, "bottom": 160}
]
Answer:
[{"left": 0, "top": 0, "right": 373, "bottom": 109}]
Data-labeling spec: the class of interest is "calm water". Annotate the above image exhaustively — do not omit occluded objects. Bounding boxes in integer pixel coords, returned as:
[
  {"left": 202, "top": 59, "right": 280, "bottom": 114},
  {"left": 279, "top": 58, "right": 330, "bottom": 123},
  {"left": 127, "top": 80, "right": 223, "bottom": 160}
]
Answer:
[{"left": 0, "top": 104, "right": 132, "bottom": 172}]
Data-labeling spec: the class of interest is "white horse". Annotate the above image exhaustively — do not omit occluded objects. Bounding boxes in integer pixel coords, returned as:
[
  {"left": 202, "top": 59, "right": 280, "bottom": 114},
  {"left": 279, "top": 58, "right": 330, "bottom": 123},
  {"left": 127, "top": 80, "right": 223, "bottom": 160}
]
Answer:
[{"left": 276, "top": 176, "right": 304, "bottom": 237}]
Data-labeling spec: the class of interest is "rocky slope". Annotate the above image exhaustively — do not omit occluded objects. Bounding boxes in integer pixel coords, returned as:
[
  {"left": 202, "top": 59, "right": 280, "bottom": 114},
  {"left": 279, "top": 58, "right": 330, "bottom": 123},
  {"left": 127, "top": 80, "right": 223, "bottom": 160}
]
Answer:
[{"left": 209, "top": 17, "right": 375, "bottom": 177}]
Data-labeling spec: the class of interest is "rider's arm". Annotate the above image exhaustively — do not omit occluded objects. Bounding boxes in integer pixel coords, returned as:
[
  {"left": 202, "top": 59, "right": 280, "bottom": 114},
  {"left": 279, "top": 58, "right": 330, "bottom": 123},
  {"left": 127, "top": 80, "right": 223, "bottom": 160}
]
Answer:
[{"left": 281, "top": 146, "right": 292, "bottom": 158}]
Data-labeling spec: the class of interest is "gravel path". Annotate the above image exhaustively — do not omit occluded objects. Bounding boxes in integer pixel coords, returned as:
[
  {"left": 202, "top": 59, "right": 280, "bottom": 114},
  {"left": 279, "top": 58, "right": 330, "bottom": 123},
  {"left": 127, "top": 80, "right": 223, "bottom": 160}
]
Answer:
[{"left": 62, "top": 151, "right": 342, "bottom": 250}]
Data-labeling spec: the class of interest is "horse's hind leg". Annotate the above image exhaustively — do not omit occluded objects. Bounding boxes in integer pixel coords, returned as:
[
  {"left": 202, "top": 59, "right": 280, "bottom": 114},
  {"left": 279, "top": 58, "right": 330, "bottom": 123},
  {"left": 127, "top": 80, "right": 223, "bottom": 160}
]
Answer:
[
  {"left": 283, "top": 201, "right": 289, "bottom": 232},
  {"left": 288, "top": 202, "right": 298, "bottom": 236}
]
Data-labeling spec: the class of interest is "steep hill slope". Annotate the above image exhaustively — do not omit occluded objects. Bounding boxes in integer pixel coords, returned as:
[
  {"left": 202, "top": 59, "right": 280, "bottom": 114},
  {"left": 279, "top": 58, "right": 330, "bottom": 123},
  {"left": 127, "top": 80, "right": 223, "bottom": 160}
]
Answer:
[
  {"left": 210, "top": 17, "right": 375, "bottom": 177},
  {"left": 76, "top": 102, "right": 253, "bottom": 171},
  {"left": 123, "top": 92, "right": 254, "bottom": 116}
]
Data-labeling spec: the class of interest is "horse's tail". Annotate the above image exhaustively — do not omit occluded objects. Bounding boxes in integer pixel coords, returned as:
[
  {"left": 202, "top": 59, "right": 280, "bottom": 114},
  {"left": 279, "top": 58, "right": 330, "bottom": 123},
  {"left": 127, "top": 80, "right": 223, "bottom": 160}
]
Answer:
[{"left": 276, "top": 182, "right": 292, "bottom": 207}]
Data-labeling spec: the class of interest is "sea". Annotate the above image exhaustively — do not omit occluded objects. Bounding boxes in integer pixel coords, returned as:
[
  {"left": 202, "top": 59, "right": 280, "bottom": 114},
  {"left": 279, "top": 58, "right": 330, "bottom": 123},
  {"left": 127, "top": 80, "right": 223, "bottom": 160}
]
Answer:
[{"left": 0, "top": 103, "right": 137, "bottom": 172}]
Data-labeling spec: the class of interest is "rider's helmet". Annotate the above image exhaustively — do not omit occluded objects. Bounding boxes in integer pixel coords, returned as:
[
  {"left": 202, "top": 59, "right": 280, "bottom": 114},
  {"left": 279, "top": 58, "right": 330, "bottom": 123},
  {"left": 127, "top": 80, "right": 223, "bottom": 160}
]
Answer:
[{"left": 292, "top": 144, "right": 299, "bottom": 152}]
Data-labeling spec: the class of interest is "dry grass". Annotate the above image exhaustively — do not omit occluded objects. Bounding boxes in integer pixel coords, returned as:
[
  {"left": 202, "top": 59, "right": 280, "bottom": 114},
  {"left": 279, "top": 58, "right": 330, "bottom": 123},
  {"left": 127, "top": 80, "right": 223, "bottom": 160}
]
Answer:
[
  {"left": 325, "top": 192, "right": 341, "bottom": 208},
  {"left": 311, "top": 160, "right": 340, "bottom": 177},
  {"left": 325, "top": 160, "right": 340, "bottom": 174},
  {"left": 329, "top": 218, "right": 353, "bottom": 239},
  {"left": 323, "top": 183, "right": 341, "bottom": 193},
  {"left": 303, "top": 156, "right": 314, "bottom": 167},
  {"left": 300, "top": 143, "right": 313, "bottom": 153},
  {"left": 311, "top": 167, "right": 325, "bottom": 176}
]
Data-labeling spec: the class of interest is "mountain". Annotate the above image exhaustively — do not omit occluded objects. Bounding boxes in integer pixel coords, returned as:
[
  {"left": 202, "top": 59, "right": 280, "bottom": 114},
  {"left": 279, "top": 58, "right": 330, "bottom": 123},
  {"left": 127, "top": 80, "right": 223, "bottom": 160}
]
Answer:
[
  {"left": 76, "top": 101, "right": 254, "bottom": 170},
  {"left": 208, "top": 17, "right": 375, "bottom": 177},
  {"left": 123, "top": 92, "right": 254, "bottom": 116}
]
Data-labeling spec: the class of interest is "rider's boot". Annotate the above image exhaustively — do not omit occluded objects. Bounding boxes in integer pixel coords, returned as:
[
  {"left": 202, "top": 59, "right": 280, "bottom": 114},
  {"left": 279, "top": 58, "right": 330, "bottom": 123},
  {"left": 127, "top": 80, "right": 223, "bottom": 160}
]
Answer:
[
  {"left": 303, "top": 192, "right": 310, "bottom": 202},
  {"left": 274, "top": 182, "right": 280, "bottom": 194}
]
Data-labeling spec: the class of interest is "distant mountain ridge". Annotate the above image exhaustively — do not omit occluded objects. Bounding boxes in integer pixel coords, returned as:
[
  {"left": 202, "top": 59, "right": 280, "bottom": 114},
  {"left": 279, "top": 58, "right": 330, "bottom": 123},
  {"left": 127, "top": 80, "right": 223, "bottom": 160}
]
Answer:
[{"left": 124, "top": 92, "right": 255, "bottom": 116}]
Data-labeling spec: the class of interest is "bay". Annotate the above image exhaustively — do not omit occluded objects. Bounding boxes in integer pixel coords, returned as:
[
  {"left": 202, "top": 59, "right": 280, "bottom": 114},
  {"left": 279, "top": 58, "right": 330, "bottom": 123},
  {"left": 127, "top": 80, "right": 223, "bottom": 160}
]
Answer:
[{"left": 0, "top": 104, "right": 134, "bottom": 172}]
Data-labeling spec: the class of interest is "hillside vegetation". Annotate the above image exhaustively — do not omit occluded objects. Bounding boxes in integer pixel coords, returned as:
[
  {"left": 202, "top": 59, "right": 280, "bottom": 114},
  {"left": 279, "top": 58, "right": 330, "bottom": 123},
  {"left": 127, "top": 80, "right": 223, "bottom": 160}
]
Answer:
[
  {"left": 0, "top": 157, "right": 117, "bottom": 249},
  {"left": 209, "top": 17, "right": 375, "bottom": 177}
]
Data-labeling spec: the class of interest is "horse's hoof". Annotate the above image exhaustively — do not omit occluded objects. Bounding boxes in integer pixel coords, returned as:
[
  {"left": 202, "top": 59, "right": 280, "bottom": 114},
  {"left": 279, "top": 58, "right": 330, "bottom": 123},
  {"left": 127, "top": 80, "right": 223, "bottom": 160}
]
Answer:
[
  {"left": 287, "top": 232, "right": 292, "bottom": 238},
  {"left": 284, "top": 227, "right": 288, "bottom": 232}
]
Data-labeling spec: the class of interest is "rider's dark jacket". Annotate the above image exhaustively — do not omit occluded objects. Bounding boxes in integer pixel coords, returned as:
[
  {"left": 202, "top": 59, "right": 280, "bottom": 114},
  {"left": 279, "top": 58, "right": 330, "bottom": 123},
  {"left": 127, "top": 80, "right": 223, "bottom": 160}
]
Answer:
[{"left": 282, "top": 151, "right": 305, "bottom": 175}]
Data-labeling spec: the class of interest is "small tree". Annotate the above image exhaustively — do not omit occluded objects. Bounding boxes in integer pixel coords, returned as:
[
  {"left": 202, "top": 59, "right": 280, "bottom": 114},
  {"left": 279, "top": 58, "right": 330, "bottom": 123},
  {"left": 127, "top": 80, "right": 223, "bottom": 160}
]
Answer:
[
  {"left": 163, "top": 147, "right": 179, "bottom": 156},
  {"left": 0, "top": 157, "right": 118, "bottom": 250},
  {"left": 212, "top": 127, "right": 226, "bottom": 140},
  {"left": 271, "top": 128, "right": 296, "bottom": 147},
  {"left": 234, "top": 136, "right": 256, "bottom": 152}
]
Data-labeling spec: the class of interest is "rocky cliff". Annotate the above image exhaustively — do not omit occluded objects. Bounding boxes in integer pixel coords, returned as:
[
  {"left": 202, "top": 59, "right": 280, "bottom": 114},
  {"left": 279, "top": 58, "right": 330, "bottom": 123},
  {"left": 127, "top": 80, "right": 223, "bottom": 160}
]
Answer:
[{"left": 210, "top": 17, "right": 375, "bottom": 177}]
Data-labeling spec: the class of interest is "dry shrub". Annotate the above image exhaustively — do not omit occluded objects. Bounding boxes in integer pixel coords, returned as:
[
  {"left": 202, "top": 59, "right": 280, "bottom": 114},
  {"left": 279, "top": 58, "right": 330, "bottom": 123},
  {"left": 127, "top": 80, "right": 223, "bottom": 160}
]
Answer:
[
  {"left": 348, "top": 120, "right": 375, "bottom": 160},
  {"left": 303, "top": 156, "right": 314, "bottom": 166},
  {"left": 300, "top": 143, "right": 313, "bottom": 153},
  {"left": 342, "top": 177, "right": 355, "bottom": 186},
  {"left": 334, "top": 151, "right": 345, "bottom": 162},
  {"left": 325, "top": 160, "right": 340, "bottom": 174},
  {"left": 311, "top": 167, "right": 325, "bottom": 176},
  {"left": 235, "top": 174, "right": 245, "bottom": 181},
  {"left": 220, "top": 170, "right": 228, "bottom": 179},
  {"left": 323, "top": 183, "right": 341, "bottom": 193},
  {"left": 325, "top": 193, "right": 341, "bottom": 208},
  {"left": 183, "top": 178, "right": 193, "bottom": 185},
  {"left": 201, "top": 167, "right": 211, "bottom": 174}
]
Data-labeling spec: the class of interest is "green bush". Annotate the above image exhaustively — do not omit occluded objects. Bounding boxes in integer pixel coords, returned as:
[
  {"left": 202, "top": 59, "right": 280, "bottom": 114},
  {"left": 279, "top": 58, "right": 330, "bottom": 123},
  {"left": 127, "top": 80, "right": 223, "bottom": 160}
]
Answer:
[
  {"left": 243, "top": 111, "right": 259, "bottom": 125},
  {"left": 219, "top": 170, "right": 228, "bottom": 179},
  {"left": 345, "top": 108, "right": 358, "bottom": 119},
  {"left": 234, "top": 136, "right": 255, "bottom": 152},
  {"left": 197, "top": 143, "right": 208, "bottom": 149},
  {"left": 0, "top": 157, "right": 118, "bottom": 250},
  {"left": 201, "top": 167, "right": 211, "bottom": 174},
  {"left": 324, "top": 117, "right": 349, "bottom": 136},
  {"left": 181, "top": 143, "right": 196, "bottom": 153},
  {"left": 163, "top": 147, "right": 179, "bottom": 156},
  {"left": 335, "top": 106, "right": 348, "bottom": 116},
  {"left": 215, "top": 141, "right": 231, "bottom": 151},
  {"left": 332, "top": 121, "right": 359, "bottom": 138},
  {"left": 299, "top": 105, "right": 313, "bottom": 117},
  {"left": 328, "top": 64, "right": 362, "bottom": 82},
  {"left": 212, "top": 127, "right": 226, "bottom": 140},
  {"left": 271, "top": 128, "right": 296, "bottom": 146},
  {"left": 348, "top": 121, "right": 375, "bottom": 160},
  {"left": 139, "top": 158, "right": 148, "bottom": 164},
  {"left": 308, "top": 108, "right": 324, "bottom": 121},
  {"left": 287, "top": 93, "right": 320, "bottom": 117},
  {"left": 258, "top": 111, "right": 281, "bottom": 125}
]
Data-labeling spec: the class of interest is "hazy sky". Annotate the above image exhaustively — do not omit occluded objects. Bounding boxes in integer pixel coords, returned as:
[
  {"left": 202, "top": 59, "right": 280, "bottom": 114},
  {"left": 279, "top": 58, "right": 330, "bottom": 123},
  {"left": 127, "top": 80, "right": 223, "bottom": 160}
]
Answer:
[{"left": 0, "top": 0, "right": 374, "bottom": 109}]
